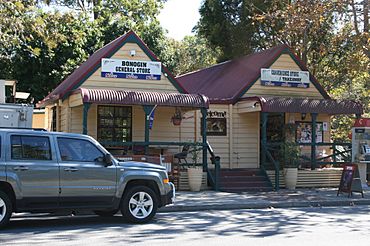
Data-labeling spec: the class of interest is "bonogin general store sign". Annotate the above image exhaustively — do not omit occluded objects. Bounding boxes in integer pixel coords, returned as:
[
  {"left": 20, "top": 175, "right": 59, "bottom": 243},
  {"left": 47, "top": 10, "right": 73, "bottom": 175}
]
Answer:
[{"left": 101, "top": 58, "right": 162, "bottom": 80}]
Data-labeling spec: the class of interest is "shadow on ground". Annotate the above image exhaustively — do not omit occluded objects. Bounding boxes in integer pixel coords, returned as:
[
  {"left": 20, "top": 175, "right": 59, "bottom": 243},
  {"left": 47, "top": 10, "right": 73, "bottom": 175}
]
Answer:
[{"left": 1, "top": 206, "right": 370, "bottom": 244}]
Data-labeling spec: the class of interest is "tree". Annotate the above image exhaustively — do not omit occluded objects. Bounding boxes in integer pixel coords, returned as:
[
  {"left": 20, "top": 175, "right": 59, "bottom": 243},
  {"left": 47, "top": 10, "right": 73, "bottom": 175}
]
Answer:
[
  {"left": 158, "top": 35, "right": 221, "bottom": 76},
  {"left": 0, "top": 1, "right": 101, "bottom": 102},
  {"left": 196, "top": 0, "right": 275, "bottom": 61},
  {"left": 40, "top": 0, "right": 167, "bottom": 20},
  {"left": 0, "top": 0, "right": 169, "bottom": 103}
]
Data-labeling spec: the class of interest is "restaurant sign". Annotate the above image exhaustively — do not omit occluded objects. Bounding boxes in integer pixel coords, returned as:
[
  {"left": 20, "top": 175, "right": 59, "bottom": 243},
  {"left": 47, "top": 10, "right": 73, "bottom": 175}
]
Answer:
[
  {"left": 261, "top": 69, "right": 310, "bottom": 88},
  {"left": 101, "top": 58, "right": 161, "bottom": 80}
]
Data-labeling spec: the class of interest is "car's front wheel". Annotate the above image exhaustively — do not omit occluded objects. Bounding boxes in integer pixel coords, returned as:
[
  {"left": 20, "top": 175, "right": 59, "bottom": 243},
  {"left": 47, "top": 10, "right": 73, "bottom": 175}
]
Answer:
[
  {"left": 0, "top": 191, "right": 12, "bottom": 229},
  {"left": 121, "top": 186, "right": 158, "bottom": 223}
]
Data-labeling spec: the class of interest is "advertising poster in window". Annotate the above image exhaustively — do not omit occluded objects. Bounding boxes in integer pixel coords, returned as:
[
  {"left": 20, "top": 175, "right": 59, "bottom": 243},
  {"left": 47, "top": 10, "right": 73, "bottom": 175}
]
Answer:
[{"left": 296, "top": 122, "right": 323, "bottom": 143}]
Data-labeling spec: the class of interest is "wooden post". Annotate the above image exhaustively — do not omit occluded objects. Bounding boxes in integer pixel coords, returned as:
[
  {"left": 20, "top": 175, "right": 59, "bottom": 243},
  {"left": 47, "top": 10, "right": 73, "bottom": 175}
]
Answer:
[
  {"left": 311, "top": 113, "right": 318, "bottom": 170},
  {"left": 143, "top": 105, "right": 155, "bottom": 155},
  {"left": 201, "top": 108, "right": 208, "bottom": 172},
  {"left": 82, "top": 103, "right": 91, "bottom": 135},
  {"left": 261, "top": 112, "right": 268, "bottom": 170}
]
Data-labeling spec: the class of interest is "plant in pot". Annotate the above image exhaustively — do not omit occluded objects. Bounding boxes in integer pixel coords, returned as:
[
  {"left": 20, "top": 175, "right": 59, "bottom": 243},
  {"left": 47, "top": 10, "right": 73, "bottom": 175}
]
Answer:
[
  {"left": 187, "top": 145, "right": 203, "bottom": 191},
  {"left": 171, "top": 108, "right": 183, "bottom": 126},
  {"left": 280, "top": 141, "right": 300, "bottom": 189}
]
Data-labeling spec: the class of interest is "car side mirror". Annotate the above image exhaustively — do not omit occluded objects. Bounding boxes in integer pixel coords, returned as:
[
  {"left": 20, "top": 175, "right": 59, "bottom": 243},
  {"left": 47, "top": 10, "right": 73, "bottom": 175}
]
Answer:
[{"left": 103, "top": 153, "right": 113, "bottom": 167}]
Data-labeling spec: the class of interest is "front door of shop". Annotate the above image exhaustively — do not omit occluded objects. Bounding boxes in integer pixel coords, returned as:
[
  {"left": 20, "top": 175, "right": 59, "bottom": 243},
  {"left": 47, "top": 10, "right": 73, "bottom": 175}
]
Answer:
[{"left": 262, "top": 113, "right": 285, "bottom": 169}]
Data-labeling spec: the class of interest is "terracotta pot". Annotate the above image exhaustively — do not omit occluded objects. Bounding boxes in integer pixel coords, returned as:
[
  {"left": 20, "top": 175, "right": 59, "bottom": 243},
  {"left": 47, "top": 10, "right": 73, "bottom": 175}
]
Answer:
[
  {"left": 172, "top": 117, "right": 182, "bottom": 126},
  {"left": 187, "top": 167, "right": 203, "bottom": 191}
]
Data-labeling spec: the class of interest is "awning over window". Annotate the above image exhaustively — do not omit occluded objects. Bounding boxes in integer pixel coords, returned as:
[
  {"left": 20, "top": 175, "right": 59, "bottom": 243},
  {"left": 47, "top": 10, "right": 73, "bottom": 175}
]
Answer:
[
  {"left": 241, "top": 96, "right": 363, "bottom": 115},
  {"left": 76, "top": 88, "right": 209, "bottom": 108}
]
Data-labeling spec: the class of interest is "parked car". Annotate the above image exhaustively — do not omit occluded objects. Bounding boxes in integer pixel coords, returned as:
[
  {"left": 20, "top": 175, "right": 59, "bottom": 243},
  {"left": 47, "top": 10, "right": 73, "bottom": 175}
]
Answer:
[{"left": 0, "top": 128, "right": 175, "bottom": 228}]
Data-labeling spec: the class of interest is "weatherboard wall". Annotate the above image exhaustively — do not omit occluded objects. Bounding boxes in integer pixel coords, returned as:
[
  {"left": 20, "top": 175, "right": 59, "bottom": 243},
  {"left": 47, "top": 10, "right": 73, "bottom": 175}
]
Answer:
[
  {"left": 80, "top": 43, "right": 179, "bottom": 93},
  {"left": 242, "top": 54, "right": 324, "bottom": 99}
]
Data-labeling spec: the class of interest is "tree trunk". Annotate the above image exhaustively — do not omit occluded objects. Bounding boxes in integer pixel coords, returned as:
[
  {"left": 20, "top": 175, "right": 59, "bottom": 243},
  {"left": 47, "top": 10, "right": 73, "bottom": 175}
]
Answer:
[
  {"left": 364, "top": 0, "right": 369, "bottom": 33},
  {"left": 93, "top": 0, "right": 101, "bottom": 19},
  {"left": 350, "top": 0, "right": 360, "bottom": 35}
]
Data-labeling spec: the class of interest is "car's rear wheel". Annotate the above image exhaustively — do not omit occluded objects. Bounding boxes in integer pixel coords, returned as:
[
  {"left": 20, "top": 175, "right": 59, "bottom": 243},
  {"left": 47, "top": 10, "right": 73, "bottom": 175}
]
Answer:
[
  {"left": 121, "top": 186, "right": 158, "bottom": 223},
  {"left": 94, "top": 209, "right": 119, "bottom": 217},
  {"left": 0, "top": 191, "right": 12, "bottom": 229}
]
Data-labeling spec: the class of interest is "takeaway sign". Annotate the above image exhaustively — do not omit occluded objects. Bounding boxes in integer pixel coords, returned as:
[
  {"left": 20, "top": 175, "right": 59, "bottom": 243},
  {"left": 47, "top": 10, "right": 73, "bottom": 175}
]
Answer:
[
  {"left": 101, "top": 58, "right": 161, "bottom": 80},
  {"left": 261, "top": 68, "right": 310, "bottom": 88}
]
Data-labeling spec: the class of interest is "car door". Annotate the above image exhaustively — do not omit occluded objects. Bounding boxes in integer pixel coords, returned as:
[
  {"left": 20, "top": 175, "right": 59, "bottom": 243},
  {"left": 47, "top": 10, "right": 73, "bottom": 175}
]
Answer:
[
  {"left": 57, "top": 137, "right": 117, "bottom": 208},
  {"left": 6, "top": 133, "right": 59, "bottom": 209}
]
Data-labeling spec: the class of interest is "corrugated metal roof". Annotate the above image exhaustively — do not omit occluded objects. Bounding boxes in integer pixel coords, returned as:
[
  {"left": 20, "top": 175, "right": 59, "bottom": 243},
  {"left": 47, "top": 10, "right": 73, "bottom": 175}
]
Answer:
[
  {"left": 78, "top": 88, "right": 209, "bottom": 108},
  {"left": 243, "top": 97, "right": 363, "bottom": 115},
  {"left": 176, "top": 44, "right": 330, "bottom": 103}
]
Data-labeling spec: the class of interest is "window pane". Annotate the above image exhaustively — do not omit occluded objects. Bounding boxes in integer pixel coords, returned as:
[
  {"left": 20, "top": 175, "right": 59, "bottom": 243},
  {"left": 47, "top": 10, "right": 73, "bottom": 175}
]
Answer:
[
  {"left": 98, "top": 106, "right": 132, "bottom": 143},
  {"left": 11, "top": 135, "right": 22, "bottom": 159},
  {"left": 58, "top": 138, "right": 104, "bottom": 162},
  {"left": 11, "top": 136, "right": 51, "bottom": 160}
]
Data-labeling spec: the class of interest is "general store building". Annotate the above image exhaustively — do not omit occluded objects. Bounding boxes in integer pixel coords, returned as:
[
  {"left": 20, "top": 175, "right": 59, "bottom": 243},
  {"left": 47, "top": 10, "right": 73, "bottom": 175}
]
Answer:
[{"left": 38, "top": 31, "right": 363, "bottom": 191}]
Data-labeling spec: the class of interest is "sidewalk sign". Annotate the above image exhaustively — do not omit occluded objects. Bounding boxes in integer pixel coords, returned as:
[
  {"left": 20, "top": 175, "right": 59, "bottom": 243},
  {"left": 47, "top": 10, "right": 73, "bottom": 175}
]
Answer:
[{"left": 337, "top": 164, "right": 364, "bottom": 198}]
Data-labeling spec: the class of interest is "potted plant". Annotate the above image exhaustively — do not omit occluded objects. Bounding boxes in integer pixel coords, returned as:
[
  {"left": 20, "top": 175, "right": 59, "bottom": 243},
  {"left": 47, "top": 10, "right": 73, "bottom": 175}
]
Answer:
[
  {"left": 187, "top": 145, "right": 203, "bottom": 191},
  {"left": 280, "top": 141, "right": 300, "bottom": 189},
  {"left": 171, "top": 108, "right": 183, "bottom": 126}
]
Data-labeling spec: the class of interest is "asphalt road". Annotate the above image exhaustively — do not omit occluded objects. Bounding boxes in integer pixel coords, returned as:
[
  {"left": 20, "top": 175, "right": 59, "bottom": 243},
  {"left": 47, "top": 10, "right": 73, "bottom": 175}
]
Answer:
[{"left": 1, "top": 206, "right": 370, "bottom": 245}]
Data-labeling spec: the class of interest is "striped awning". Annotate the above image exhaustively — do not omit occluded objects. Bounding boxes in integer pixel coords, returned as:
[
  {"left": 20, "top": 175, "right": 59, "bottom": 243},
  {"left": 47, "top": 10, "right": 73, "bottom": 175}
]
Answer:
[
  {"left": 242, "top": 96, "right": 363, "bottom": 115},
  {"left": 76, "top": 88, "right": 209, "bottom": 108}
]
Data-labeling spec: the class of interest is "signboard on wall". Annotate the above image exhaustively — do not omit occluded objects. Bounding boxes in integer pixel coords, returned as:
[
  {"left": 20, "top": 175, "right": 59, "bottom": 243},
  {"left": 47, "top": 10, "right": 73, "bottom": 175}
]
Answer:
[
  {"left": 201, "top": 111, "right": 227, "bottom": 136},
  {"left": 101, "top": 58, "right": 162, "bottom": 80},
  {"left": 261, "top": 69, "right": 310, "bottom": 88}
]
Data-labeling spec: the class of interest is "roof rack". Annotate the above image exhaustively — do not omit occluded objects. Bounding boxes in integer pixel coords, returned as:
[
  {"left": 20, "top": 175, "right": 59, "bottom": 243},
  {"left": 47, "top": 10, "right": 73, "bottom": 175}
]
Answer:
[{"left": 0, "top": 127, "right": 47, "bottom": 131}]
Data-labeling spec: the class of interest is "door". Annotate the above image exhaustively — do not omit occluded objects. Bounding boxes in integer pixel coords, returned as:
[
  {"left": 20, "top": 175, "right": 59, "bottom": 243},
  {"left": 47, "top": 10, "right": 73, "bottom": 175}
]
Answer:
[
  {"left": 261, "top": 113, "right": 285, "bottom": 170},
  {"left": 57, "top": 137, "right": 116, "bottom": 208},
  {"left": 6, "top": 134, "right": 59, "bottom": 209}
]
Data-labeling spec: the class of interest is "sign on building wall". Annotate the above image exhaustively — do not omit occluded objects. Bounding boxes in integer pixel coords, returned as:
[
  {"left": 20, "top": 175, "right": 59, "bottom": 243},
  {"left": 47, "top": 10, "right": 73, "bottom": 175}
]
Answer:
[
  {"left": 261, "top": 69, "right": 310, "bottom": 88},
  {"left": 101, "top": 58, "right": 162, "bottom": 80},
  {"left": 201, "top": 111, "right": 227, "bottom": 136}
]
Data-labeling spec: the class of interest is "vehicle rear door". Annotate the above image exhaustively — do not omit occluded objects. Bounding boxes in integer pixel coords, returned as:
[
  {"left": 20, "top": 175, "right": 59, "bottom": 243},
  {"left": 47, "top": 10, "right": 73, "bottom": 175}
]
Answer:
[
  {"left": 6, "top": 133, "right": 59, "bottom": 209},
  {"left": 56, "top": 137, "right": 117, "bottom": 208},
  {"left": 0, "top": 133, "right": 5, "bottom": 181}
]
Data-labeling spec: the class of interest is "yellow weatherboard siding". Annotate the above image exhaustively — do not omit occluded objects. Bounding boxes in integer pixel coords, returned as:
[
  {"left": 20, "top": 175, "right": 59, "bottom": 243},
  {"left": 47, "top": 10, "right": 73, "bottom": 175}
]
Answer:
[
  {"left": 82, "top": 43, "right": 178, "bottom": 93},
  {"left": 232, "top": 111, "right": 260, "bottom": 168},
  {"left": 242, "top": 54, "right": 324, "bottom": 99}
]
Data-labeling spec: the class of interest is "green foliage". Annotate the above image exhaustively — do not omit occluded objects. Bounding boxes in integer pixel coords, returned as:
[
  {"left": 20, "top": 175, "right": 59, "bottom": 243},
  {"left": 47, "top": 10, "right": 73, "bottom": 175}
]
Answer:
[
  {"left": 197, "top": 0, "right": 275, "bottom": 61},
  {"left": 279, "top": 141, "right": 300, "bottom": 168},
  {"left": 0, "top": 0, "right": 168, "bottom": 103},
  {"left": 159, "top": 35, "right": 221, "bottom": 76}
]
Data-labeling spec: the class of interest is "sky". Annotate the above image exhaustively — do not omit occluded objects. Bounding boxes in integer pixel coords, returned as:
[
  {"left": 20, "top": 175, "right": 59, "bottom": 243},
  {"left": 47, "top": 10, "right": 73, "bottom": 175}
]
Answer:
[{"left": 158, "top": 0, "right": 203, "bottom": 40}]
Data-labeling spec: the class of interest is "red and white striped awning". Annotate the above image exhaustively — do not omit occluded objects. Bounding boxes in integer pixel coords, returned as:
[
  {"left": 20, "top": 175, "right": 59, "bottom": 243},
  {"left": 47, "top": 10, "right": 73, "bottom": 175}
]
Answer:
[{"left": 75, "top": 88, "right": 209, "bottom": 108}]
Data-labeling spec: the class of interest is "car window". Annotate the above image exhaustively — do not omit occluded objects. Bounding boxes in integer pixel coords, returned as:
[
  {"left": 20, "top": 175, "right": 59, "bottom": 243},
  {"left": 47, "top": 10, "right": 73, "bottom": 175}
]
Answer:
[
  {"left": 57, "top": 138, "right": 104, "bottom": 162},
  {"left": 11, "top": 135, "right": 52, "bottom": 160}
]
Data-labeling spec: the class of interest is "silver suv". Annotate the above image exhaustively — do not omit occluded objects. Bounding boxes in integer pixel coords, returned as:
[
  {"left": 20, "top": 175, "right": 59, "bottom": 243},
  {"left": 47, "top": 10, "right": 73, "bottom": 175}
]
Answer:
[{"left": 0, "top": 128, "right": 175, "bottom": 228}]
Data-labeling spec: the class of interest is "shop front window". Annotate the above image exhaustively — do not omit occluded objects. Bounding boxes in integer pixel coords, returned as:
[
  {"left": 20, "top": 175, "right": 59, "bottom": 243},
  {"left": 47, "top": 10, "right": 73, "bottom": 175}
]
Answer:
[
  {"left": 98, "top": 106, "right": 132, "bottom": 143},
  {"left": 296, "top": 122, "right": 324, "bottom": 143}
]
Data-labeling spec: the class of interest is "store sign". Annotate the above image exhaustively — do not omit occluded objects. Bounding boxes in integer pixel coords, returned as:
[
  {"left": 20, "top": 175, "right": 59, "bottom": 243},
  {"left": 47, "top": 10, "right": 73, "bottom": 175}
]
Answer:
[
  {"left": 101, "top": 58, "right": 161, "bottom": 80},
  {"left": 261, "top": 69, "right": 310, "bottom": 88}
]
